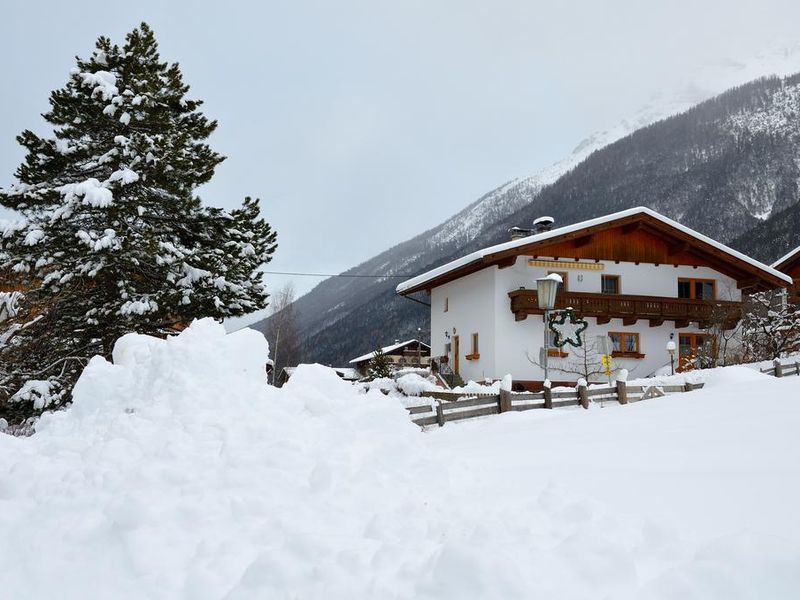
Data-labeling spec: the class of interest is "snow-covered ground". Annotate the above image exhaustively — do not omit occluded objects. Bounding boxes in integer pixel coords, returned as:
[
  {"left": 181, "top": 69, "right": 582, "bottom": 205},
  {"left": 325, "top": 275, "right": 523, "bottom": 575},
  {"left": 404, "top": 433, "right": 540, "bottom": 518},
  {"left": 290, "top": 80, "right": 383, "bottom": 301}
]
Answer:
[{"left": 1, "top": 321, "right": 799, "bottom": 599}]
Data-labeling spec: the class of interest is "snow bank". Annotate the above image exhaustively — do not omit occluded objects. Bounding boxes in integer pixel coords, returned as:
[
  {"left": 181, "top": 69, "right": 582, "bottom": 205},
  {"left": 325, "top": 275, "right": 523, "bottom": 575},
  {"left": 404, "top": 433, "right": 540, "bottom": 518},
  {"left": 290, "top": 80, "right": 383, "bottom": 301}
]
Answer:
[
  {"left": 0, "top": 319, "right": 427, "bottom": 599},
  {"left": 2, "top": 320, "right": 800, "bottom": 598}
]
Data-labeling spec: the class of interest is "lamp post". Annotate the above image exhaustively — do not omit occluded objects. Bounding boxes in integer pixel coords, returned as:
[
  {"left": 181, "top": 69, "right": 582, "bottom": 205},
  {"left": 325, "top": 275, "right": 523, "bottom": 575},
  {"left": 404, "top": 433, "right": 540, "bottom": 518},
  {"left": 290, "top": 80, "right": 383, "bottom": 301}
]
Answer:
[
  {"left": 667, "top": 333, "right": 676, "bottom": 375},
  {"left": 417, "top": 327, "right": 422, "bottom": 367},
  {"left": 535, "top": 275, "right": 560, "bottom": 383}
]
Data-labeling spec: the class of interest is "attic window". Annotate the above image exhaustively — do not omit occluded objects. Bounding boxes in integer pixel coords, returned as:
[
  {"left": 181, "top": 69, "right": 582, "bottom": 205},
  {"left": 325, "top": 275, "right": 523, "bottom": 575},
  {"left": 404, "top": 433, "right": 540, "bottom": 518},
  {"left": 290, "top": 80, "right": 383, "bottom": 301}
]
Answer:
[
  {"left": 678, "top": 278, "right": 715, "bottom": 300},
  {"left": 601, "top": 274, "right": 620, "bottom": 295}
]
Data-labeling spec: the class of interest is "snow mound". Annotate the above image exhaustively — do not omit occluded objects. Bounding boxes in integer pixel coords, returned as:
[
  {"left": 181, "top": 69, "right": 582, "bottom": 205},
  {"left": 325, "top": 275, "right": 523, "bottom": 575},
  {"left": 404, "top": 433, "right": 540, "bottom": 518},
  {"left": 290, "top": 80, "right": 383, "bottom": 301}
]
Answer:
[
  {"left": 2, "top": 321, "right": 799, "bottom": 598},
  {"left": 0, "top": 319, "right": 427, "bottom": 599}
]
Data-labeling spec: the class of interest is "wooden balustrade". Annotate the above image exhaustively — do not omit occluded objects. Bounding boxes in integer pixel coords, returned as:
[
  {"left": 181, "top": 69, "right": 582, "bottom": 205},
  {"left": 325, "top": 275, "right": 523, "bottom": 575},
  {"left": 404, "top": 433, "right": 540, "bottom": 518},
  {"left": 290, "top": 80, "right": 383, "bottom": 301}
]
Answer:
[{"left": 508, "top": 289, "right": 741, "bottom": 328}]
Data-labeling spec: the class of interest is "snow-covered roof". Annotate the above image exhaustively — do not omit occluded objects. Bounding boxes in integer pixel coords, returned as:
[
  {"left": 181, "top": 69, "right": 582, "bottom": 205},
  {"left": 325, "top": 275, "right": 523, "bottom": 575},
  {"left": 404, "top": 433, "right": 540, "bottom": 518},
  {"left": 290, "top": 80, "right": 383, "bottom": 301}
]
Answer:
[
  {"left": 281, "top": 365, "right": 361, "bottom": 380},
  {"left": 349, "top": 339, "right": 431, "bottom": 364},
  {"left": 396, "top": 206, "right": 792, "bottom": 294},
  {"left": 772, "top": 246, "right": 800, "bottom": 271}
]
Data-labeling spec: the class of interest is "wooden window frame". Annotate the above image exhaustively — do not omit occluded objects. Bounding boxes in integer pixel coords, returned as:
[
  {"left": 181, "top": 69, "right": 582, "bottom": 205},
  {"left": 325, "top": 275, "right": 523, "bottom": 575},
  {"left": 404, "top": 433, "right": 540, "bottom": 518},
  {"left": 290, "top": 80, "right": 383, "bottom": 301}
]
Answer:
[
  {"left": 608, "top": 331, "right": 644, "bottom": 359},
  {"left": 466, "top": 332, "right": 480, "bottom": 360},
  {"left": 548, "top": 271, "right": 568, "bottom": 292},
  {"left": 601, "top": 274, "right": 621, "bottom": 295},
  {"left": 678, "top": 278, "right": 716, "bottom": 300},
  {"left": 677, "top": 332, "right": 715, "bottom": 371},
  {"left": 547, "top": 330, "right": 568, "bottom": 358}
]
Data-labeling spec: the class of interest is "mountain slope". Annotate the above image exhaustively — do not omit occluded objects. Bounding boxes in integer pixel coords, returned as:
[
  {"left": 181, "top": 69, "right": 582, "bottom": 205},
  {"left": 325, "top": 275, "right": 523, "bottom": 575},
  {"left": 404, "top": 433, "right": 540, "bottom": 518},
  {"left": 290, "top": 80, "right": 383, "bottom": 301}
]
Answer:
[
  {"left": 255, "top": 72, "right": 800, "bottom": 367},
  {"left": 730, "top": 201, "right": 800, "bottom": 264}
]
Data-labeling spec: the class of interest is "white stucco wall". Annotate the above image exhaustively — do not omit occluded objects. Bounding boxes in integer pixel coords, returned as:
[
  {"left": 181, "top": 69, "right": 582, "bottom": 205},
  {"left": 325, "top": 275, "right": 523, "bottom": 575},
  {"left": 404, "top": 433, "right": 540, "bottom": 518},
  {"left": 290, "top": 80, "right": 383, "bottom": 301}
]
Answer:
[
  {"left": 430, "top": 256, "right": 742, "bottom": 384},
  {"left": 430, "top": 267, "right": 496, "bottom": 383}
]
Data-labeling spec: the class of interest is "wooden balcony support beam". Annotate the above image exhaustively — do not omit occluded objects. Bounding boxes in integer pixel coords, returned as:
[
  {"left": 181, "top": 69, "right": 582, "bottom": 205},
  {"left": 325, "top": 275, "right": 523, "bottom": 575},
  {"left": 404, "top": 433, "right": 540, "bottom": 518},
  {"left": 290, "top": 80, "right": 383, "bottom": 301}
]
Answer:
[
  {"left": 649, "top": 317, "right": 664, "bottom": 327},
  {"left": 622, "top": 317, "right": 638, "bottom": 326}
]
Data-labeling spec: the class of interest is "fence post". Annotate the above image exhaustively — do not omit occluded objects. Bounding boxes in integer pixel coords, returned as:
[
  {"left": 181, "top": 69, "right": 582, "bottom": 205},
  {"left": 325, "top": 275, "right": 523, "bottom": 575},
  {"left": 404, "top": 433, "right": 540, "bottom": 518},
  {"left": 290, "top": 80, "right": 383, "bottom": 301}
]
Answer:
[
  {"left": 499, "top": 389, "right": 512, "bottom": 413},
  {"left": 577, "top": 381, "right": 589, "bottom": 410},
  {"left": 616, "top": 379, "right": 628, "bottom": 405},
  {"left": 684, "top": 382, "right": 694, "bottom": 392},
  {"left": 543, "top": 384, "right": 553, "bottom": 409},
  {"left": 774, "top": 358, "right": 783, "bottom": 378},
  {"left": 795, "top": 362, "right": 800, "bottom": 377},
  {"left": 436, "top": 400, "right": 445, "bottom": 427}
]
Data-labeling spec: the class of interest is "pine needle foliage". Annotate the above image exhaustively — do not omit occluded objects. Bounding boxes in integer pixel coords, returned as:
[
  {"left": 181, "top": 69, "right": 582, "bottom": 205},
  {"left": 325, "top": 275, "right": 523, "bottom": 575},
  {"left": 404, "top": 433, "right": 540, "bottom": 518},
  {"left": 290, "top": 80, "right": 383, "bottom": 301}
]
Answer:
[
  {"left": 0, "top": 23, "right": 277, "bottom": 423},
  {"left": 367, "top": 347, "right": 393, "bottom": 380}
]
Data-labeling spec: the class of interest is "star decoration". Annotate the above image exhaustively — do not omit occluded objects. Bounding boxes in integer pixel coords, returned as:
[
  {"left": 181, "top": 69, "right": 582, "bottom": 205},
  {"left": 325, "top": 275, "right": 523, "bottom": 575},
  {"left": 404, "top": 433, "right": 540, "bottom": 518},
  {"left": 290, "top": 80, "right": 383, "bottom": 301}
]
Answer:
[{"left": 548, "top": 308, "right": 589, "bottom": 348}]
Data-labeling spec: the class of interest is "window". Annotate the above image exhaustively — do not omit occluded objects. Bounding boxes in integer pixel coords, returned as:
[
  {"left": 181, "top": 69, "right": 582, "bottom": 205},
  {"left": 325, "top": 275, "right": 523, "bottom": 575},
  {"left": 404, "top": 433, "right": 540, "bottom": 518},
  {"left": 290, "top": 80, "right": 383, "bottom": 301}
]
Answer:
[
  {"left": 466, "top": 332, "right": 480, "bottom": 360},
  {"left": 608, "top": 332, "right": 643, "bottom": 358},
  {"left": 601, "top": 274, "right": 620, "bottom": 295},
  {"left": 678, "top": 278, "right": 715, "bottom": 300},
  {"left": 548, "top": 271, "right": 568, "bottom": 293},
  {"left": 444, "top": 297, "right": 449, "bottom": 312},
  {"left": 547, "top": 330, "right": 568, "bottom": 357}
]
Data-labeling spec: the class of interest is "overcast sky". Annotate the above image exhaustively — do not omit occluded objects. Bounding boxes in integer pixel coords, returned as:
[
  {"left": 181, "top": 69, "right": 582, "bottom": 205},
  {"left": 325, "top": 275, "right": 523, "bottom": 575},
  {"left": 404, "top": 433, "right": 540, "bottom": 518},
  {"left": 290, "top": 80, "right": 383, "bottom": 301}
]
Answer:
[{"left": 2, "top": 0, "right": 800, "bottom": 302}]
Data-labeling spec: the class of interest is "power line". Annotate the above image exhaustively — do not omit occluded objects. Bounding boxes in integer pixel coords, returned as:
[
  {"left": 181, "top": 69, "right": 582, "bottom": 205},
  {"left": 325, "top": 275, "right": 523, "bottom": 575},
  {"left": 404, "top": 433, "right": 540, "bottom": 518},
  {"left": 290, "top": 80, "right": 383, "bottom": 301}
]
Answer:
[{"left": 264, "top": 270, "right": 414, "bottom": 279}]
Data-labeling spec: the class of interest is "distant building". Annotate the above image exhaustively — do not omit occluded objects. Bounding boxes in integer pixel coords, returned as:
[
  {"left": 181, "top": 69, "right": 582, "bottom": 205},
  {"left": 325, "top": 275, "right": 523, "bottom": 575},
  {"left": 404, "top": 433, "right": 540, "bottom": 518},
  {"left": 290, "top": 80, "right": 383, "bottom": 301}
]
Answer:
[
  {"left": 348, "top": 339, "right": 431, "bottom": 376},
  {"left": 276, "top": 365, "right": 361, "bottom": 387}
]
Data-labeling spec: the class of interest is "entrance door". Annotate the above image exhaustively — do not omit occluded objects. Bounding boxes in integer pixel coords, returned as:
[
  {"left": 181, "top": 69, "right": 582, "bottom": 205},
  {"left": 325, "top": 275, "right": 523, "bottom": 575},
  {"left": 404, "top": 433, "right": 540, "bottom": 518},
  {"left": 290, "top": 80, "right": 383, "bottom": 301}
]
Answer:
[
  {"left": 678, "top": 333, "right": 712, "bottom": 371},
  {"left": 453, "top": 335, "right": 460, "bottom": 375}
]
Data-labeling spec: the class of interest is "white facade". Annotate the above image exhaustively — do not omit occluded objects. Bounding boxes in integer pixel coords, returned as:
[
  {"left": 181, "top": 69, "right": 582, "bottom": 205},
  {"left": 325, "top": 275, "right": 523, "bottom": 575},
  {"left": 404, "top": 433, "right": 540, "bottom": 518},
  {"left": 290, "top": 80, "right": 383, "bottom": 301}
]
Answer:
[{"left": 430, "top": 257, "right": 742, "bottom": 385}]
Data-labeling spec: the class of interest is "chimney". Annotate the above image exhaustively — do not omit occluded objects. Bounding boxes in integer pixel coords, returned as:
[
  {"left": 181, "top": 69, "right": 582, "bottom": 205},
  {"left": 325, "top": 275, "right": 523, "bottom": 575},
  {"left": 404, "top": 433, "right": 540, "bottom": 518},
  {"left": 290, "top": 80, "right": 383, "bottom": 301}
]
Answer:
[
  {"left": 508, "top": 226, "right": 528, "bottom": 241},
  {"left": 533, "top": 216, "right": 554, "bottom": 233}
]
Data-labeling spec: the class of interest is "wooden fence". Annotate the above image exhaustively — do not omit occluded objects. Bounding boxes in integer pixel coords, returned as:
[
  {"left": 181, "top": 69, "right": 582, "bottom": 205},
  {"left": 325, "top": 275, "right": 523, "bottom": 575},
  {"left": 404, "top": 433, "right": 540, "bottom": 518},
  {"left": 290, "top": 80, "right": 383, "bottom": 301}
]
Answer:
[
  {"left": 760, "top": 358, "right": 800, "bottom": 378},
  {"left": 405, "top": 380, "right": 705, "bottom": 428}
]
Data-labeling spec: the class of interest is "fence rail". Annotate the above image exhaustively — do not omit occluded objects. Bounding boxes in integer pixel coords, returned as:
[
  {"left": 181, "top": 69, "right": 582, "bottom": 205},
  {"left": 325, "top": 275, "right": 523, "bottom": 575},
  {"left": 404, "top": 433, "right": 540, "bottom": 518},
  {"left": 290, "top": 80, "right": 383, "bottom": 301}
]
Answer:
[
  {"left": 406, "top": 380, "right": 705, "bottom": 428},
  {"left": 760, "top": 359, "right": 800, "bottom": 378}
]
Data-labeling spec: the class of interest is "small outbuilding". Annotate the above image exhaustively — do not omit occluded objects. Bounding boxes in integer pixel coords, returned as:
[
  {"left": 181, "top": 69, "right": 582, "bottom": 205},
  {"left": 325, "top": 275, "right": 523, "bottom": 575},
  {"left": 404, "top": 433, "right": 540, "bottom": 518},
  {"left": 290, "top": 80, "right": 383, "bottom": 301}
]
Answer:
[{"left": 348, "top": 339, "right": 431, "bottom": 376}]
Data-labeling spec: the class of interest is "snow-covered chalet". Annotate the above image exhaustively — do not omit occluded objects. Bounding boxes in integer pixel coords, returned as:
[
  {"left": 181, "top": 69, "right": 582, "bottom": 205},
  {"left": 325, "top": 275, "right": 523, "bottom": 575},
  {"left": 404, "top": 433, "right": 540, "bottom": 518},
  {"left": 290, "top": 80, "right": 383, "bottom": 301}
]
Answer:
[{"left": 396, "top": 207, "right": 791, "bottom": 389}]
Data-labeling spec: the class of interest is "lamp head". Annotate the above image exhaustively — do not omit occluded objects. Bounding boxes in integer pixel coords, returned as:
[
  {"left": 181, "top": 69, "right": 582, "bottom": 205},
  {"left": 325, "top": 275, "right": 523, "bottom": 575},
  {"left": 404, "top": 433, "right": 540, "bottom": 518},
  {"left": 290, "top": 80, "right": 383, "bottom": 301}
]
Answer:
[{"left": 535, "top": 274, "right": 561, "bottom": 310}]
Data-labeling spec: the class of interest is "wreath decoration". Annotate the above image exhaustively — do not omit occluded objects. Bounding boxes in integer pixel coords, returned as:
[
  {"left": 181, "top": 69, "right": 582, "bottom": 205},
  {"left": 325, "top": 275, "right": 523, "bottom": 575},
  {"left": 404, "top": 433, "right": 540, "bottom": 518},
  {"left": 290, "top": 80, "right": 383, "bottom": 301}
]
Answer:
[{"left": 548, "top": 307, "right": 589, "bottom": 348}]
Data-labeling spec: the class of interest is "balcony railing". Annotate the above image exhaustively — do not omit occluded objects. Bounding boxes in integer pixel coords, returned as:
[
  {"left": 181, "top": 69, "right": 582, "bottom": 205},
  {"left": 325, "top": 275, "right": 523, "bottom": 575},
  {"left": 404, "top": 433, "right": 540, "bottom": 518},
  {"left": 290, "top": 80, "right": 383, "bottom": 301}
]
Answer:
[{"left": 508, "top": 289, "right": 741, "bottom": 328}]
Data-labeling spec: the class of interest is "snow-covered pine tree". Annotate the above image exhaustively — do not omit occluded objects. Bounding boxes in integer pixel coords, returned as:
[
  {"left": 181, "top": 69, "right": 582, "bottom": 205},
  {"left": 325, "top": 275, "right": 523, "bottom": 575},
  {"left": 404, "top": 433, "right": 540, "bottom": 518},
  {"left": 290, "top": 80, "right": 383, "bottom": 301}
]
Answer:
[
  {"left": 367, "top": 347, "right": 393, "bottom": 380},
  {"left": 0, "top": 23, "right": 277, "bottom": 423}
]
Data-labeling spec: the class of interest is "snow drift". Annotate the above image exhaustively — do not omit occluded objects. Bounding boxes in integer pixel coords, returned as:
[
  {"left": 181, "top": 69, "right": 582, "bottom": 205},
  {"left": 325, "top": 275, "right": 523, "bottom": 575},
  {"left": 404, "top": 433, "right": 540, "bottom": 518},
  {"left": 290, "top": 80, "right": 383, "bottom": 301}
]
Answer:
[{"left": 1, "top": 319, "right": 799, "bottom": 599}]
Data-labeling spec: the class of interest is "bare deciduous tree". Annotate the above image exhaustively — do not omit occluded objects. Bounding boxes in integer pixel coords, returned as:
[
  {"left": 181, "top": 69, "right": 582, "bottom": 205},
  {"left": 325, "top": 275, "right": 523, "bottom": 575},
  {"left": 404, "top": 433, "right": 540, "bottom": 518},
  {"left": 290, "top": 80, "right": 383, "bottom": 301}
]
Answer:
[
  {"left": 264, "top": 284, "right": 300, "bottom": 385},
  {"left": 741, "top": 290, "right": 800, "bottom": 361}
]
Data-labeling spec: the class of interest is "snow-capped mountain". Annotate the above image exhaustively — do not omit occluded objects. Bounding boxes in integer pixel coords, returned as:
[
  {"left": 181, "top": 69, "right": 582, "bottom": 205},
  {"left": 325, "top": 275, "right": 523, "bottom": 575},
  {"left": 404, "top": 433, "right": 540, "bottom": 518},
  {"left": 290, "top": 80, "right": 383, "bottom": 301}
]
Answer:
[{"left": 253, "top": 46, "right": 800, "bottom": 367}]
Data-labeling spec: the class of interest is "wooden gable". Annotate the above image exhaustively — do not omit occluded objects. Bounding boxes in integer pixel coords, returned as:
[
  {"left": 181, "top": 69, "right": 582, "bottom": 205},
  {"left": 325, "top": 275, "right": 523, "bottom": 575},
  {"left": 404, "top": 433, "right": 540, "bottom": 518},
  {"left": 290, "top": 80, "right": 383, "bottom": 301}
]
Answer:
[
  {"left": 401, "top": 211, "right": 789, "bottom": 295},
  {"left": 774, "top": 248, "right": 800, "bottom": 279}
]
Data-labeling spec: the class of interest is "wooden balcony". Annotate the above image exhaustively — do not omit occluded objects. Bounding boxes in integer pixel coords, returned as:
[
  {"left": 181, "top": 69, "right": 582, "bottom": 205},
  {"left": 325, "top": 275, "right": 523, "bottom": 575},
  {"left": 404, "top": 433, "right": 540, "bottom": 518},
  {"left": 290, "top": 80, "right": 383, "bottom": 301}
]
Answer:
[{"left": 508, "top": 289, "right": 741, "bottom": 328}]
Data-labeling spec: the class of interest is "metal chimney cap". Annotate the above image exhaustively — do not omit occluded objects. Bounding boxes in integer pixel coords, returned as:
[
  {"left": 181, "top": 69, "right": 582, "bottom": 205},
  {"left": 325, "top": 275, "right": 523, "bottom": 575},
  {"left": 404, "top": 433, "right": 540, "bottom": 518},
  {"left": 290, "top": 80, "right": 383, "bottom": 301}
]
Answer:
[{"left": 533, "top": 216, "right": 554, "bottom": 226}]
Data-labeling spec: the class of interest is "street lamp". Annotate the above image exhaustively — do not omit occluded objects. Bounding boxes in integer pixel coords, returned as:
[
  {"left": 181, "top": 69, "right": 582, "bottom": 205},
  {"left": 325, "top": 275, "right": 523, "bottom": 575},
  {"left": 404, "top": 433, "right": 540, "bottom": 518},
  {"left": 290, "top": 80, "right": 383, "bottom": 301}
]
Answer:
[
  {"left": 536, "top": 274, "right": 561, "bottom": 383},
  {"left": 666, "top": 333, "right": 676, "bottom": 375}
]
